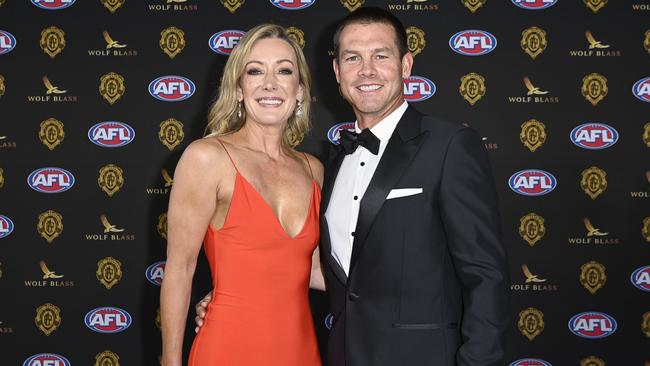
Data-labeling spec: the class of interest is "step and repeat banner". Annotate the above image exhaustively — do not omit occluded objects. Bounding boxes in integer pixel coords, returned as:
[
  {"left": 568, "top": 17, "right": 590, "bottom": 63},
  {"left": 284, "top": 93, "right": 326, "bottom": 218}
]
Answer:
[{"left": 0, "top": 0, "right": 649, "bottom": 365}]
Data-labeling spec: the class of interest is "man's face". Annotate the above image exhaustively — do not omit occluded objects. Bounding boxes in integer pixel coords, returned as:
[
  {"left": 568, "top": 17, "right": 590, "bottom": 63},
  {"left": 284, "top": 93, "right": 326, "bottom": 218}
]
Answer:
[{"left": 333, "top": 22, "right": 413, "bottom": 122}]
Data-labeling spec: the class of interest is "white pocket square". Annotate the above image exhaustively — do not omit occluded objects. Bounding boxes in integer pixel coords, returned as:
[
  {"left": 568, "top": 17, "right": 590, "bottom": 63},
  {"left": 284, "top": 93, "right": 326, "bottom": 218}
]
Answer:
[{"left": 386, "top": 188, "right": 423, "bottom": 200}]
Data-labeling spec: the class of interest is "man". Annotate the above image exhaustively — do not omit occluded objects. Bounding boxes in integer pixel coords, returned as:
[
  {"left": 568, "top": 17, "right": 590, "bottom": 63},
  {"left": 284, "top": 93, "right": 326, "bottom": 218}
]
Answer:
[{"left": 197, "top": 7, "right": 510, "bottom": 365}]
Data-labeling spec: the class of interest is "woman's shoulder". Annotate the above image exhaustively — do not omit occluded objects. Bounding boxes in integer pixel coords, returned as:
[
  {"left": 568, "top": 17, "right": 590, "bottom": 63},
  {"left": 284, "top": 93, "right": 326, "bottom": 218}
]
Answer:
[
  {"left": 177, "top": 136, "right": 233, "bottom": 173},
  {"left": 299, "top": 151, "right": 324, "bottom": 186}
]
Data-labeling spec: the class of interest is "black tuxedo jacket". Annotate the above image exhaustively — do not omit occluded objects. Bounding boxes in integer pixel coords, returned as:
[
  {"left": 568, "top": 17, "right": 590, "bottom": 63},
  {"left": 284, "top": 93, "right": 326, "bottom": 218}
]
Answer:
[{"left": 320, "top": 106, "right": 510, "bottom": 366}]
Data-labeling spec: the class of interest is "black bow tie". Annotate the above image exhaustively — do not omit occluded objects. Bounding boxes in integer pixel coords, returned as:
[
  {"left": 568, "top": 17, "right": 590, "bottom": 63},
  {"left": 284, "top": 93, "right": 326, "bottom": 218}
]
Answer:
[{"left": 339, "top": 128, "right": 380, "bottom": 155}]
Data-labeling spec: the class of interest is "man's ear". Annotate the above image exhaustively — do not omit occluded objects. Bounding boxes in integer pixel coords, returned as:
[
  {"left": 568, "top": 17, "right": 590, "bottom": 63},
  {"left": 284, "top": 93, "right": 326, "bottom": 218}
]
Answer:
[
  {"left": 401, "top": 52, "right": 414, "bottom": 78},
  {"left": 333, "top": 58, "right": 341, "bottom": 84}
]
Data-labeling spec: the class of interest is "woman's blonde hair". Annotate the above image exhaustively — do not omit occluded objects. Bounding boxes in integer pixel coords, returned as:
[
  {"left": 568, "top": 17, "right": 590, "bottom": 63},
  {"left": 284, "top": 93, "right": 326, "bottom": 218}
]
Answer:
[{"left": 204, "top": 24, "right": 312, "bottom": 148}]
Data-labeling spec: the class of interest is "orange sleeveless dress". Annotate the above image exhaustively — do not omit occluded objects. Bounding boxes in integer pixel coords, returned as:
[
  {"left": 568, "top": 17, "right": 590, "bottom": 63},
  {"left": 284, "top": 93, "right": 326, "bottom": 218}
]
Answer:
[{"left": 188, "top": 147, "right": 322, "bottom": 366}]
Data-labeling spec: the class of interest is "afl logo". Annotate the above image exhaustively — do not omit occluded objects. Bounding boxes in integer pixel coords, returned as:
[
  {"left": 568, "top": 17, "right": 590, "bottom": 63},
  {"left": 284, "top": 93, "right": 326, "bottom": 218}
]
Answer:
[
  {"left": 145, "top": 261, "right": 166, "bottom": 286},
  {"left": 508, "top": 169, "right": 557, "bottom": 196},
  {"left": 570, "top": 123, "right": 618, "bottom": 150},
  {"left": 0, "top": 30, "right": 17, "bottom": 55},
  {"left": 632, "top": 77, "right": 650, "bottom": 103},
  {"left": 568, "top": 312, "right": 617, "bottom": 339},
  {"left": 28, "top": 167, "right": 75, "bottom": 193},
  {"left": 209, "top": 30, "right": 245, "bottom": 55},
  {"left": 630, "top": 266, "right": 650, "bottom": 292},
  {"left": 148, "top": 76, "right": 195, "bottom": 102},
  {"left": 88, "top": 122, "right": 135, "bottom": 148},
  {"left": 85, "top": 307, "right": 132, "bottom": 333},
  {"left": 23, "top": 354, "right": 71, "bottom": 366},
  {"left": 509, "top": 359, "right": 552, "bottom": 366},
  {"left": 324, "top": 313, "right": 334, "bottom": 330},
  {"left": 512, "top": 0, "right": 558, "bottom": 10},
  {"left": 327, "top": 122, "right": 355, "bottom": 145},
  {"left": 404, "top": 76, "right": 436, "bottom": 102},
  {"left": 449, "top": 30, "right": 497, "bottom": 56},
  {"left": 0, "top": 214, "right": 14, "bottom": 239},
  {"left": 31, "top": 0, "right": 76, "bottom": 10},
  {"left": 270, "top": 0, "right": 315, "bottom": 10}
]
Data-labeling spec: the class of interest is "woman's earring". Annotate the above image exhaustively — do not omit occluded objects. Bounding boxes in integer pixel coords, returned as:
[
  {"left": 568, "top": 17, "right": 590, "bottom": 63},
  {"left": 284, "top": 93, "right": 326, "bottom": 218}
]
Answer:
[
  {"left": 295, "top": 99, "right": 303, "bottom": 117},
  {"left": 237, "top": 101, "right": 242, "bottom": 118}
]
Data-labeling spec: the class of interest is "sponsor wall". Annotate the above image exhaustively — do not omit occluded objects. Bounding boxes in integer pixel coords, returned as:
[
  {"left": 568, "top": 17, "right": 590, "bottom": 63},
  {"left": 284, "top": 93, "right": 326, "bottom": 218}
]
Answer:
[{"left": 0, "top": 0, "right": 649, "bottom": 365}]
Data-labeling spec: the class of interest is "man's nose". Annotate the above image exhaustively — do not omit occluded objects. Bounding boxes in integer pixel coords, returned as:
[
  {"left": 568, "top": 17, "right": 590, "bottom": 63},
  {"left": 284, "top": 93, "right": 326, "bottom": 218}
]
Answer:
[{"left": 358, "top": 58, "right": 377, "bottom": 77}]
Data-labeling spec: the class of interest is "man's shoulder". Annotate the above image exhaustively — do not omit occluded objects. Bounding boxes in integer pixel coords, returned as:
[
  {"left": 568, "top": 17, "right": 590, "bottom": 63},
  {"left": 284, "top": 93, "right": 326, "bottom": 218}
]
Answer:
[{"left": 415, "top": 112, "right": 472, "bottom": 139}]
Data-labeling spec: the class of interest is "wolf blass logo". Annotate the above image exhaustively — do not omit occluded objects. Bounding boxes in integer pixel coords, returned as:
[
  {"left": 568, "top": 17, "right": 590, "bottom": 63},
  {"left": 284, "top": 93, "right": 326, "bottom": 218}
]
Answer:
[
  {"left": 85, "top": 215, "right": 134, "bottom": 241},
  {"left": 146, "top": 168, "right": 173, "bottom": 195},
  {"left": 27, "top": 76, "right": 77, "bottom": 103},
  {"left": 569, "top": 31, "right": 621, "bottom": 57},
  {"left": 386, "top": 0, "right": 438, "bottom": 11},
  {"left": 508, "top": 77, "right": 559, "bottom": 103},
  {"left": 568, "top": 217, "right": 620, "bottom": 245},
  {"left": 88, "top": 31, "right": 137, "bottom": 57},
  {"left": 24, "top": 261, "right": 74, "bottom": 288},
  {"left": 510, "top": 264, "right": 558, "bottom": 292},
  {"left": 148, "top": 0, "right": 197, "bottom": 11}
]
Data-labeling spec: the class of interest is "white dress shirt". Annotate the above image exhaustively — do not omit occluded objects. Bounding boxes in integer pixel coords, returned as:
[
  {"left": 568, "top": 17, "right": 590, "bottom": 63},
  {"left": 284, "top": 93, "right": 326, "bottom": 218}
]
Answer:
[{"left": 325, "top": 101, "right": 408, "bottom": 275}]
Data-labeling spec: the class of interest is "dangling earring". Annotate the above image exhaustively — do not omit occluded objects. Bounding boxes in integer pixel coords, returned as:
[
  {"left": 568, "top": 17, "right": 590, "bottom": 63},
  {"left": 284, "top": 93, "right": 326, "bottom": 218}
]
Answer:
[
  {"left": 295, "top": 99, "right": 303, "bottom": 117},
  {"left": 237, "top": 100, "right": 242, "bottom": 118}
]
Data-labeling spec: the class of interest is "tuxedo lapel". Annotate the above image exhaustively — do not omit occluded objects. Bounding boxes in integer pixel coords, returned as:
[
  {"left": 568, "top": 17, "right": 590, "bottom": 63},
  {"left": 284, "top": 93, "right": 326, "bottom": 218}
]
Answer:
[{"left": 349, "top": 106, "right": 427, "bottom": 275}]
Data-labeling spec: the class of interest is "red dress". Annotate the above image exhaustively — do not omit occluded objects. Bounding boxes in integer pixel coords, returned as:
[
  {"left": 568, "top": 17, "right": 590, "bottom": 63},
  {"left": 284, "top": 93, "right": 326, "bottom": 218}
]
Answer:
[{"left": 188, "top": 146, "right": 322, "bottom": 366}]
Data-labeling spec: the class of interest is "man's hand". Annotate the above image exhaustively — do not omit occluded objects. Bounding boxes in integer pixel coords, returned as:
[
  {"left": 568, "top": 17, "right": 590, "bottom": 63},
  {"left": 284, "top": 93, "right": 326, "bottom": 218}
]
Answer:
[{"left": 194, "top": 292, "right": 212, "bottom": 333}]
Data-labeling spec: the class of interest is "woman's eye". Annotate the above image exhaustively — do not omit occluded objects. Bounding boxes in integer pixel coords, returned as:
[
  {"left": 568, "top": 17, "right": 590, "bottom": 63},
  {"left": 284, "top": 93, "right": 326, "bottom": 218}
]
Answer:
[
  {"left": 279, "top": 68, "right": 293, "bottom": 75},
  {"left": 246, "top": 68, "right": 262, "bottom": 75}
]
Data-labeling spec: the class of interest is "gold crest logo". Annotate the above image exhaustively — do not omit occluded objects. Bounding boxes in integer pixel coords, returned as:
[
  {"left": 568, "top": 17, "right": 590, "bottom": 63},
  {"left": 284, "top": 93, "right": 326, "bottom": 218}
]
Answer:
[
  {"left": 459, "top": 73, "right": 486, "bottom": 105},
  {"left": 0, "top": 74, "right": 5, "bottom": 98},
  {"left": 462, "top": 0, "right": 486, "bottom": 12},
  {"left": 98, "top": 164, "right": 124, "bottom": 197},
  {"left": 581, "top": 166, "right": 607, "bottom": 200},
  {"left": 286, "top": 27, "right": 305, "bottom": 49},
  {"left": 584, "top": 218, "right": 608, "bottom": 237},
  {"left": 39, "top": 118, "right": 65, "bottom": 150},
  {"left": 406, "top": 26, "right": 426, "bottom": 57},
  {"left": 101, "top": 0, "right": 126, "bottom": 13},
  {"left": 155, "top": 307, "right": 161, "bottom": 330},
  {"left": 520, "top": 119, "right": 546, "bottom": 152},
  {"left": 40, "top": 260, "right": 63, "bottom": 279},
  {"left": 160, "top": 27, "right": 185, "bottom": 59},
  {"left": 580, "top": 260, "right": 606, "bottom": 294},
  {"left": 43, "top": 76, "right": 67, "bottom": 95},
  {"left": 522, "top": 264, "right": 546, "bottom": 283},
  {"left": 40, "top": 26, "right": 65, "bottom": 59},
  {"left": 35, "top": 303, "right": 61, "bottom": 336},
  {"left": 643, "top": 217, "right": 650, "bottom": 243},
  {"left": 519, "top": 213, "right": 545, "bottom": 246},
  {"left": 221, "top": 0, "right": 244, "bottom": 13},
  {"left": 37, "top": 210, "right": 63, "bottom": 244},
  {"left": 158, "top": 212, "right": 168, "bottom": 240},
  {"left": 644, "top": 30, "right": 650, "bottom": 55},
  {"left": 581, "top": 356, "right": 605, "bottom": 366},
  {"left": 0, "top": 168, "right": 4, "bottom": 189},
  {"left": 642, "top": 312, "right": 650, "bottom": 338},
  {"left": 95, "top": 351, "right": 120, "bottom": 366},
  {"left": 583, "top": 0, "right": 607, "bottom": 13},
  {"left": 159, "top": 118, "right": 185, "bottom": 150},
  {"left": 341, "top": 0, "right": 364, "bottom": 11},
  {"left": 581, "top": 73, "right": 608, "bottom": 106},
  {"left": 521, "top": 27, "right": 547, "bottom": 60},
  {"left": 643, "top": 122, "right": 650, "bottom": 147},
  {"left": 518, "top": 307, "right": 544, "bottom": 341},
  {"left": 99, "top": 72, "right": 126, "bottom": 105},
  {"left": 97, "top": 257, "right": 122, "bottom": 289}
]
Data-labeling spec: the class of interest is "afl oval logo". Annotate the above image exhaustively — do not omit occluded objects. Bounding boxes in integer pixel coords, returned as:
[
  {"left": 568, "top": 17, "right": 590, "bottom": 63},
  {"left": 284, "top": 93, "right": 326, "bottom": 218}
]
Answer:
[
  {"left": 28, "top": 167, "right": 75, "bottom": 193},
  {"left": 404, "top": 76, "right": 436, "bottom": 102},
  {"left": 449, "top": 30, "right": 497, "bottom": 56},
  {"left": 508, "top": 169, "right": 557, "bottom": 196},
  {"left": 88, "top": 122, "right": 135, "bottom": 148},
  {"left": 568, "top": 312, "right": 617, "bottom": 339},
  {"left": 512, "top": 0, "right": 557, "bottom": 10},
  {"left": 630, "top": 266, "right": 650, "bottom": 292},
  {"left": 23, "top": 354, "right": 71, "bottom": 366},
  {"left": 270, "top": 0, "right": 315, "bottom": 10},
  {"left": 509, "top": 359, "right": 552, "bottom": 366},
  {"left": 31, "top": 0, "right": 76, "bottom": 10},
  {"left": 85, "top": 307, "right": 132, "bottom": 333},
  {"left": 0, "top": 214, "right": 14, "bottom": 239},
  {"left": 145, "top": 261, "right": 166, "bottom": 286},
  {"left": 324, "top": 313, "right": 334, "bottom": 330},
  {"left": 632, "top": 77, "right": 650, "bottom": 103},
  {"left": 570, "top": 123, "right": 618, "bottom": 150},
  {"left": 148, "top": 76, "right": 195, "bottom": 102},
  {"left": 0, "top": 30, "right": 17, "bottom": 55},
  {"left": 327, "top": 122, "right": 355, "bottom": 145},
  {"left": 209, "top": 30, "right": 245, "bottom": 55}
]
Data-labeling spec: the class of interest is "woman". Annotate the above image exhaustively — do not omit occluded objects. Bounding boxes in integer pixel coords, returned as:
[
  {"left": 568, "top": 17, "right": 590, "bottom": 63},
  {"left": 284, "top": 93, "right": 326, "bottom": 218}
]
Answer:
[{"left": 160, "top": 24, "right": 325, "bottom": 366}]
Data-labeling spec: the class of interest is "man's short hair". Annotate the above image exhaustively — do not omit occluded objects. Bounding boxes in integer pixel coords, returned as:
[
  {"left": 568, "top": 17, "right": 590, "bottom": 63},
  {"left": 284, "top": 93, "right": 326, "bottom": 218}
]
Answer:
[{"left": 332, "top": 6, "right": 408, "bottom": 60}]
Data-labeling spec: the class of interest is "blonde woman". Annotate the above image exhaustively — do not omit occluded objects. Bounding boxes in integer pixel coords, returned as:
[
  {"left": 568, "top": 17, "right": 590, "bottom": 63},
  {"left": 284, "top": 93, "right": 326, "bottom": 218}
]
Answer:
[{"left": 160, "top": 24, "right": 324, "bottom": 366}]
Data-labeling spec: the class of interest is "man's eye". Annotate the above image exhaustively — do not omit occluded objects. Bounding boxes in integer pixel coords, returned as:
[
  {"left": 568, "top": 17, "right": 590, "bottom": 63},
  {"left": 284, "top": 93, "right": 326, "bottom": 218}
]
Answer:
[
  {"left": 345, "top": 56, "right": 359, "bottom": 62},
  {"left": 376, "top": 54, "right": 388, "bottom": 59}
]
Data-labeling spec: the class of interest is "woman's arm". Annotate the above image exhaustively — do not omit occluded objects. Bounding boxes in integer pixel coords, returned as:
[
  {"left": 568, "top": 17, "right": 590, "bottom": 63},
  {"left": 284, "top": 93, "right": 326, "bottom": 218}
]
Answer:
[
  {"left": 160, "top": 141, "right": 219, "bottom": 366},
  {"left": 305, "top": 153, "right": 326, "bottom": 292}
]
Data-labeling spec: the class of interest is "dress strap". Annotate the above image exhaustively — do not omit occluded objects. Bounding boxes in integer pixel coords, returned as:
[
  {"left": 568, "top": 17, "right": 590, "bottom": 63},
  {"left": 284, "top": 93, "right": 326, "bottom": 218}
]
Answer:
[
  {"left": 302, "top": 152, "right": 314, "bottom": 180},
  {"left": 216, "top": 139, "right": 238, "bottom": 172}
]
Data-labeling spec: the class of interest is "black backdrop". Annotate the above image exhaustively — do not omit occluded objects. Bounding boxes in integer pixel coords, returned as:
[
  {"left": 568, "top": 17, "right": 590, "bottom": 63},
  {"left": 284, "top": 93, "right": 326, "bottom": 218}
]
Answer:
[{"left": 0, "top": 0, "right": 649, "bottom": 365}]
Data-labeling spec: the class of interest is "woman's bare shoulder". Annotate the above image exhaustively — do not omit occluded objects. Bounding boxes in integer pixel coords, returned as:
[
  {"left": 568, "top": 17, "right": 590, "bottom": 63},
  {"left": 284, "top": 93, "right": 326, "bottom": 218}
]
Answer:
[
  {"left": 301, "top": 152, "right": 324, "bottom": 187},
  {"left": 176, "top": 136, "right": 233, "bottom": 178}
]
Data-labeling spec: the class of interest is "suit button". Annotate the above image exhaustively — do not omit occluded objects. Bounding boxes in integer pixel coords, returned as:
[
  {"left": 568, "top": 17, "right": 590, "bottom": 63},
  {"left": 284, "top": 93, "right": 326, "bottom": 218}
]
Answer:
[{"left": 349, "top": 292, "right": 360, "bottom": 301}]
